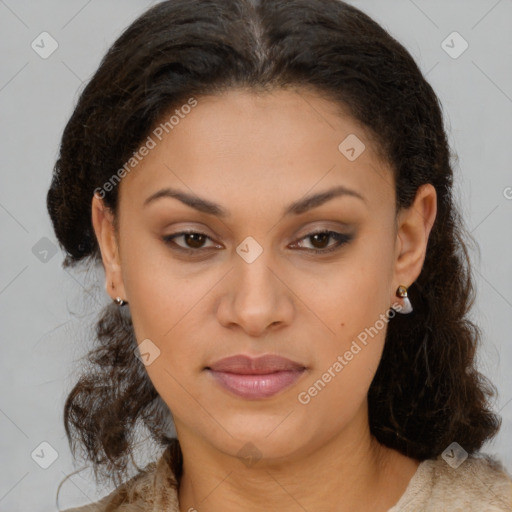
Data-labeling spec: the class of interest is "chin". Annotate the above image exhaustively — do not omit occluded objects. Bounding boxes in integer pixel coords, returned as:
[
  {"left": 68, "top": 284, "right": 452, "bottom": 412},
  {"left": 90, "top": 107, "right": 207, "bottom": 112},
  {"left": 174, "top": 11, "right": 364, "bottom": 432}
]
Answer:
[{"left": 204, "top": 416, "right": 310, "bottom": 464}]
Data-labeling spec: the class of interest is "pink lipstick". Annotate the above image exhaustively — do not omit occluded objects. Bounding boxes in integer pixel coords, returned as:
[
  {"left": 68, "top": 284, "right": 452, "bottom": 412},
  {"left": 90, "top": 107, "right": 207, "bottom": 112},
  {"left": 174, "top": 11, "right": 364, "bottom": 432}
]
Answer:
[{"left": 206, "top": 354, "right": 306, "bottom": 399}]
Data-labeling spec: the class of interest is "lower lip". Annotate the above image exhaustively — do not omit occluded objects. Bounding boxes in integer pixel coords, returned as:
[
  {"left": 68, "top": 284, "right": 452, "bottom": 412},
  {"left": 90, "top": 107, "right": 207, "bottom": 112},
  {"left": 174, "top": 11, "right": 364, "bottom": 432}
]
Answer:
[{"left": 207, "top": 369, "right": 306, "bottom": 399}]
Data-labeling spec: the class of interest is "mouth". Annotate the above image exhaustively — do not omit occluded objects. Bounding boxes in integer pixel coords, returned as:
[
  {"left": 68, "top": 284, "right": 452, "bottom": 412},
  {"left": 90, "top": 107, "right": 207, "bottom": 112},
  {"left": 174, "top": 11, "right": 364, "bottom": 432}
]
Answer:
[{"left": 205, "top": 354, "right": 307, "bottom": 400}]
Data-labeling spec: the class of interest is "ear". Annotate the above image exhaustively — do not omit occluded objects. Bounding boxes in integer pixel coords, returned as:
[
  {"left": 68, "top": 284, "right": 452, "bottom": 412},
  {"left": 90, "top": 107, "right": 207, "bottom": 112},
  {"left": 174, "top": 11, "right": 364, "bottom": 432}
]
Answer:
[
  {"left": 91, "top": 192, "right": 127, "bottom": 302},
  {"left": 392, "top": 183, "right": 437, "bottom": 300}
]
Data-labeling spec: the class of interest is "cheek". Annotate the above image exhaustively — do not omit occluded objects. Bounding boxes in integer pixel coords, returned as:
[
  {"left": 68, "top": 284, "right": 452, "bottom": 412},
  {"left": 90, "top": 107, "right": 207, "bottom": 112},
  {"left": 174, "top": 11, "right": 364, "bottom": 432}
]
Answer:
[
  {"left": 297, "top": 229, "right": 395, "bottom": 401},
  {"left": 294, "top": 344, "right": 382, "bottom": 447},
  {"left": 295, "top": 286, "right": 392, "bottom": 431},
  {"left": 118, "top": 229, "right": 191, "bottom": 337},
  {"left": 308, "top": 233, "right": 395, "bottom": 345},
  {"left": 120, "top": 246, "right": 216, "bottom": 392}
]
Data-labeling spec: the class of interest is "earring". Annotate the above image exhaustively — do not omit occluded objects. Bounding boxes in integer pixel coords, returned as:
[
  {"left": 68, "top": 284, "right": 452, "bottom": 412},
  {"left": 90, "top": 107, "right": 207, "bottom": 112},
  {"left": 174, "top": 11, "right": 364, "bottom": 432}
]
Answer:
[
  {"left": 395, "top": 285, "right": 413, "bottom": 314},
  {"left": 111, "top": 282, "right": 128, "bottom": 306}
]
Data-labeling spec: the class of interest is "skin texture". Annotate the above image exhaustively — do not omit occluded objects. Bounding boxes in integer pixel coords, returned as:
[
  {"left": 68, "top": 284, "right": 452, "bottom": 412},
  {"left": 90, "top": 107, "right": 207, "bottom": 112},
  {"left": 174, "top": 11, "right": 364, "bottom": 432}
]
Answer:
[{"left": 91, "top": 87, "right": 437, "bottom": 512}]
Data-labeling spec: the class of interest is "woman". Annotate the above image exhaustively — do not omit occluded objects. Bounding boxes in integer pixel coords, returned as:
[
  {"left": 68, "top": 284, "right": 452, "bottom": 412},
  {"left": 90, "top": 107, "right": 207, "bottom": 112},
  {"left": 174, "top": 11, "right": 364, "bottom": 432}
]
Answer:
[{"left": 49, "top": 0, "right": 512, "bottom": 510}]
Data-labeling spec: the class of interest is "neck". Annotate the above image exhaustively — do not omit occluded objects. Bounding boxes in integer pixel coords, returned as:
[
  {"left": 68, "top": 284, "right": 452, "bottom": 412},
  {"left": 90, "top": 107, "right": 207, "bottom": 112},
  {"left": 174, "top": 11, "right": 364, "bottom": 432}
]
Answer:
[{"left": 176, "top": 404, "right": 419, "bottom": 512}]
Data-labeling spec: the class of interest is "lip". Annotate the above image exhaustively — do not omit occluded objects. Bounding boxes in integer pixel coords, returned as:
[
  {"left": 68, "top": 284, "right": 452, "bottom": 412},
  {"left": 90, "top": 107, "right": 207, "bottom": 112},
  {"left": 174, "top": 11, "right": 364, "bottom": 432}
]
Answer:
[{"left": 206, "top": 354, "right": 307, "bottom": 400}]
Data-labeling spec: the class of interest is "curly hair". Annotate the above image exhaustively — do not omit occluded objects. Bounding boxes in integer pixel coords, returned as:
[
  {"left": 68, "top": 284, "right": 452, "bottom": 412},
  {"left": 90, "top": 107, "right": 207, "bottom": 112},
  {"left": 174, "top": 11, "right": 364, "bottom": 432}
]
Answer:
[{"left": 48, "top": 0, "right": 501, "bottom": 493}]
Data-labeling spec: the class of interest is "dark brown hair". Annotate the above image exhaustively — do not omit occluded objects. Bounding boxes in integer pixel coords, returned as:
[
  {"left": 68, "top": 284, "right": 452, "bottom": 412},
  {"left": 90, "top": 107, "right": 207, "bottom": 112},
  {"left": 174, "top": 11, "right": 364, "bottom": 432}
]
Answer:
[{"left": 48, "top": 0, "right": 501, "bottom": 493}]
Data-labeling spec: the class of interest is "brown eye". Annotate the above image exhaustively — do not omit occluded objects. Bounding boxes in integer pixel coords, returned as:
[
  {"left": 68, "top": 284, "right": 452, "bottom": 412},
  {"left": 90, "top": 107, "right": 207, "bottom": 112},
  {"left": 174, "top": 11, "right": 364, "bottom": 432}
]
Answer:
[
  {"left": 308, "top": 232, "right": 331, "bottom": 250},
  {"left": 292, "top": 230, "right": 353, "bottom": 254},
  {"left": 180, "top": 232, "right": 207, "bottom": 249},
  {"left": 163, "top": 231, "right": 218, "bottom": 252}
]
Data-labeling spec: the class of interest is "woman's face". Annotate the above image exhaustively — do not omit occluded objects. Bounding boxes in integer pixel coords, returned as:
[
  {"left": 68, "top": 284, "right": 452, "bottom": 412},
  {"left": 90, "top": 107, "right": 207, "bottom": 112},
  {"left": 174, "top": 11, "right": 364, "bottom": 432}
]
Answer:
[{"left": 92, "top": 87, "right": 435, "bottom": 464}]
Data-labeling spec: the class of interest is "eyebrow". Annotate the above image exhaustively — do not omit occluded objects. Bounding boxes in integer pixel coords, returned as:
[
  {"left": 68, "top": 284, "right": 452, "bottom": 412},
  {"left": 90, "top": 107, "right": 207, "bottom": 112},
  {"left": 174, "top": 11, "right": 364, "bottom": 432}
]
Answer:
[{"left": 143, "top": 184, "right": 366, "bottom": 217}]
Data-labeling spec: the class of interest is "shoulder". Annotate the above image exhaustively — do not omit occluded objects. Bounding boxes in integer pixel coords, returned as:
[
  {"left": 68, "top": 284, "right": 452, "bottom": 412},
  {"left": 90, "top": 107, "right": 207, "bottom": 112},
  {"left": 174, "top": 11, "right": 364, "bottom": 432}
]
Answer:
[
  {"left": 60, "top": 447, "right": 180, "bottom": 512},
  {"left": 391, "top": 452, "right": 512, "bottom": 511},
  {"left": 432, "top": 453, "right": 512, "bottom": 510}
]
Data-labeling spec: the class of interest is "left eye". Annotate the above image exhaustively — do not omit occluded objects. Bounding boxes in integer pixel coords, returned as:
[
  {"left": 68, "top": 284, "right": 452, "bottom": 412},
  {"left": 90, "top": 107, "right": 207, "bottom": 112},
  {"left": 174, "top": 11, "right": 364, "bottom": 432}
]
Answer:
[
  {"left": 292, "top": 230, "right": 352, "bottom": 253},
  {"left": 163, "top": 230, "right": 352, "bottom": 254}
]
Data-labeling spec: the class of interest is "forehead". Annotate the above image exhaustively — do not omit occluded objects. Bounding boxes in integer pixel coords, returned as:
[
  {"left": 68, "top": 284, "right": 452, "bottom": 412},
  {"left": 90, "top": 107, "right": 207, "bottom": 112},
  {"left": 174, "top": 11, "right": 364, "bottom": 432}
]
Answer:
[{"left": 118, "top": 87, "right": 393, "bottom": 214}]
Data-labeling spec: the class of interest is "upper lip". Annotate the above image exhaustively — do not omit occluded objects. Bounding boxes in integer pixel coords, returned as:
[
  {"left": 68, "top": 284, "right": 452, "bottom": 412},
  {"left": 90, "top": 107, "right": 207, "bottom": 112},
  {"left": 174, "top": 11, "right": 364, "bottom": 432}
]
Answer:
[{"left": 206, "top": 354, "right": 306, "bottom": 374}]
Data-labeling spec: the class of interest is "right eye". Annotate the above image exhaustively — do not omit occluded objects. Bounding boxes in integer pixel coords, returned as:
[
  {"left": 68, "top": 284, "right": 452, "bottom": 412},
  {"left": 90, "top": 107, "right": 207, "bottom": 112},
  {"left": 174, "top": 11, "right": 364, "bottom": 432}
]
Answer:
[{"left": 162, "top": 230, "right": 221, "bottom": 253}]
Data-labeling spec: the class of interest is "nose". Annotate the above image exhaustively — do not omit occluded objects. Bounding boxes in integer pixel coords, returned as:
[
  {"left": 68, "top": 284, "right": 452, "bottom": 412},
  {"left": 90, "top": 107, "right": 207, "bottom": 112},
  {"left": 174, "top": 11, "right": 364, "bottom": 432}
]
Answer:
[{"left": 216, "top": 253, "right": 294, "bottom": 337}]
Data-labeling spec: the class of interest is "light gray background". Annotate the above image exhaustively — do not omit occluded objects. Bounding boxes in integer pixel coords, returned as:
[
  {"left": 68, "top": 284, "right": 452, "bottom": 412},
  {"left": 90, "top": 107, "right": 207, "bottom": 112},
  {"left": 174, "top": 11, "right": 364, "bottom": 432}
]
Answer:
[{"left": 1, "top": 1, "right": 511, "bottom": 510}]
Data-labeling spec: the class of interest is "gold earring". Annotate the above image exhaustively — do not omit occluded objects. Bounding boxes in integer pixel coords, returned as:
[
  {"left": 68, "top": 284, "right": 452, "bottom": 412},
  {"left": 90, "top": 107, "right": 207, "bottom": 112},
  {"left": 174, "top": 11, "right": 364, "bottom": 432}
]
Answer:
[
  {"left": 395, "top": 285, "right": 413, "bottom": 314},
  {"left": 111, "top": 282, "right": 128, "bottom": 306}
]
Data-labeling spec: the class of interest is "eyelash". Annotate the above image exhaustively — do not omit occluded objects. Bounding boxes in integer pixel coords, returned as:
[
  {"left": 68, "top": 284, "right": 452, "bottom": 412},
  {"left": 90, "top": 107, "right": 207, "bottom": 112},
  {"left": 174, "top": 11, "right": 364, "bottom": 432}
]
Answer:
[{"left": 162, "top": 229, "right": 353, "bottom": 256}]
